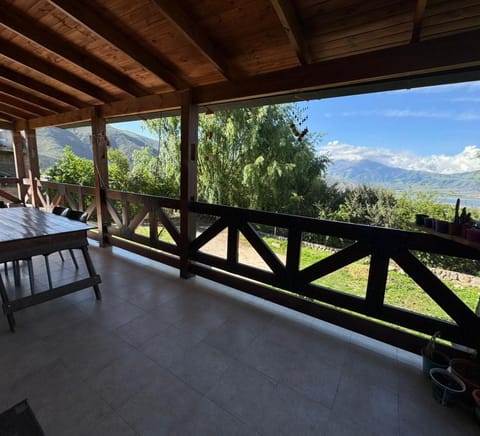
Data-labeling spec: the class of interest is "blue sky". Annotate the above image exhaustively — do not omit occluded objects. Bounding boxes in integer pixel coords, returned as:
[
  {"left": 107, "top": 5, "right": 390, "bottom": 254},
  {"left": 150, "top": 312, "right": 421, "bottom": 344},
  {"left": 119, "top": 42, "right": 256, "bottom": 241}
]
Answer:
[{"left": 112, "top": 80, "right": 480, "bottom": 173}]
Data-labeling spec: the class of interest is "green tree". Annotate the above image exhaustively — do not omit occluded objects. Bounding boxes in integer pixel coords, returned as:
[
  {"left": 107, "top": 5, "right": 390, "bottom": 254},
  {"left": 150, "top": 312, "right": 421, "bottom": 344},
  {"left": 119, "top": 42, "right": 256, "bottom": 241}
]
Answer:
[{"left": 46, "top": 146, "right": 94, "bottom": 186}]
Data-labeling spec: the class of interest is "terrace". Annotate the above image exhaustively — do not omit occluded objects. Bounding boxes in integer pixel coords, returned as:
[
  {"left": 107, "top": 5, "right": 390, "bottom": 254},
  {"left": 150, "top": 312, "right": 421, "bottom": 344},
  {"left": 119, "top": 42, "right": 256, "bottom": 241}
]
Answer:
[
  {"left": 1, "top": 0, "right": 480, "bottom": 433},
  {"left": 0, "top": 244, "right": 478, "bottom": 435}
]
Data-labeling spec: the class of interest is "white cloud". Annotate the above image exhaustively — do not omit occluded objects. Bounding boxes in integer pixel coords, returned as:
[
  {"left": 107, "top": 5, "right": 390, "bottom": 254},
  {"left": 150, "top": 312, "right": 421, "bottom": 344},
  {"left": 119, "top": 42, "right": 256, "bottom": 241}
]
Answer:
[
  {"left": 338, "top": 108, "right": 480, "bottom": 121},
  {"left": 320, "top": 141, "right": 480, "bottom": 174}
]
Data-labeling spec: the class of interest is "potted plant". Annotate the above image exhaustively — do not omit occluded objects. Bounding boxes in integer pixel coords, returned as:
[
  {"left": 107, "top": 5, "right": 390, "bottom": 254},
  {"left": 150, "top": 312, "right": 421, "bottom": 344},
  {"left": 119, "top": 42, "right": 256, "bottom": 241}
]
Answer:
[
  {"left": 449, "top": 358, "right": 480, "bottom": 403},
  {"left": 430, "top": 368, "right": 466, "bottom": 406},
  {"left": 421, "top": 331, "right": 450, "bottom": 377}
]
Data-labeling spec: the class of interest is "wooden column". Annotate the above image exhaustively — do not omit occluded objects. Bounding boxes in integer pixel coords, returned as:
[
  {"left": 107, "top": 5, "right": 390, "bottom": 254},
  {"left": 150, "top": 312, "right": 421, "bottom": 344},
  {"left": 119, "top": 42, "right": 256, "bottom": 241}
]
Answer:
[
  {"left": 91, "top": 106, "right": 109, "bottom": 246},
  {"left": 12, "top": 130, "right": 27, "bottom": 201},
  {"left": 179, "top": 90, "right": 198, "bottom": 278},
  {"left": 25, "top": 127, "right": 41, "bottom": 207}
]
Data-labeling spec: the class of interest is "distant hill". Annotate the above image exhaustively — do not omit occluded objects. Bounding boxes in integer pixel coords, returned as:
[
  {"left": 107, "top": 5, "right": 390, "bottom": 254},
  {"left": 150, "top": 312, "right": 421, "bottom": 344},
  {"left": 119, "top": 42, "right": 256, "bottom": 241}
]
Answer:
[
  {"left": 326, "top": 159, "right": 480, "bottom": 198},
  {"left": 36, "top": 125, "right": 158, "bottom": 169}
]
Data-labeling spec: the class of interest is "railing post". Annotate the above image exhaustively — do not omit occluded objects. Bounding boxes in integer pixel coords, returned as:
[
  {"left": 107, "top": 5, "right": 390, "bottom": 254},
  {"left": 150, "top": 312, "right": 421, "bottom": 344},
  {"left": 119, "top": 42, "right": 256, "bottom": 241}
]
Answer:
[
  {"left": 91, "top": 106, "right": 110, "bottom": 247},
  {"left": 12, "top": 130, "right": 27, "bottom": 202},
  {"left": 179, "top": 90, "right": 198, "bottom": 278},
  {"left": 24, "top": 127, "right": 41, "bottom": 207}
]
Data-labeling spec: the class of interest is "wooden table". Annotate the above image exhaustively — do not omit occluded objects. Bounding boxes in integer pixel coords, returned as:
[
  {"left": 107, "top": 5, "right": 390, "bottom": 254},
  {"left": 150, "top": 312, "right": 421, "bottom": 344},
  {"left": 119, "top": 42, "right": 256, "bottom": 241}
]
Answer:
[{"left": 0, "top": 208, "right": 101, "bottom": 331}]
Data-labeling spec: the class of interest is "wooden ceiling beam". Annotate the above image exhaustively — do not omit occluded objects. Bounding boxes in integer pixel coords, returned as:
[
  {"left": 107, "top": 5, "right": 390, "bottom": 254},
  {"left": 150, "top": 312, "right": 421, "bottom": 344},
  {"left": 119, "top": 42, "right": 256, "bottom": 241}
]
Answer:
[
  {"left": 0, "top": 103, "right": 31, "bottom": 119},
  {"left": 26, "top": 107, "right": 93, "bottom": 130},
  {"left": 0, "top": 120, "right": 14, "bottom": 130},
  {"left": 411, "top": 0, "right": 428, "bottom": 43},
  {"left": 193, "top": 28, "right": 480, "bottom": 105},
  {"left": 270, "top": 0, "right": 311, "bottom": 65},
  {"left": 0, "top": 81, "right": 66, "bottom": 113},
  {"left": 0, "top": 38, "right": 116, "bottom": 102},
  {"left": 150, "top": 0, "right": 233, "bottom": 80},
  {"left": 0, "top": 92, "right": 52, "bottom": 117},
  {"left": 0, "top": 5, "right": 150, "bottom": 98},
  {"left": 48, "top": 0, "right": 190, "bottom": 90},
  {"left": 0, "top": 66, "right": 85, "bottom": 109}
]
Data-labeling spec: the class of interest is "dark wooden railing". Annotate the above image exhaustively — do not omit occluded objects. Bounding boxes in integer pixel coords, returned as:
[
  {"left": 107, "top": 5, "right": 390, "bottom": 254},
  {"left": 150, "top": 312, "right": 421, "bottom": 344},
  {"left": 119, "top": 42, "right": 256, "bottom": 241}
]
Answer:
[
  {"left": 35, "top": 181, "right": 480, "bottom": 355},
  {"left": 0, "top": 177, "right": 22, "bottom": 205}
]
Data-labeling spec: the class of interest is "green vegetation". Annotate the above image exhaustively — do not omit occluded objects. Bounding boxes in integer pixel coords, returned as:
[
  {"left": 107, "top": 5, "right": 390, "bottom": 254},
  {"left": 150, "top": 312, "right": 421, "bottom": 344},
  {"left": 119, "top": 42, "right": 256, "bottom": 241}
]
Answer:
[{"left": 263, "top": 237, "right": 479, "bottom": 322}]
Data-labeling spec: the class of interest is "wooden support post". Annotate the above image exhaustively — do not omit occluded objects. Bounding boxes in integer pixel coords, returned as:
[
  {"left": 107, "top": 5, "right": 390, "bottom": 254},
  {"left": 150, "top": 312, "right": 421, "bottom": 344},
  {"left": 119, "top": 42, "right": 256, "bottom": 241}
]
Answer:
[
  {"left": 179, "top": 90, "right": 198, "bottom": 278},
  {"left": 91, "top": 106, "right": 110, "bottom": 246},
  {"left": 25, "top": 128, "right": 41, "bottom": 207},
  {"left": 12, "top": 130, "right": 27, "bottom": 202}
]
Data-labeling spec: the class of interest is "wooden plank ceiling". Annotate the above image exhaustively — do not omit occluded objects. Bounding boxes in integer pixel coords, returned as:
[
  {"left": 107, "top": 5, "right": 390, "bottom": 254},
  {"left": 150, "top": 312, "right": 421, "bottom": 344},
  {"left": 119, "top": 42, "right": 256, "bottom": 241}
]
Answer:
[{"left": 0, "top": 0, "right": 480, "bottom": 129}]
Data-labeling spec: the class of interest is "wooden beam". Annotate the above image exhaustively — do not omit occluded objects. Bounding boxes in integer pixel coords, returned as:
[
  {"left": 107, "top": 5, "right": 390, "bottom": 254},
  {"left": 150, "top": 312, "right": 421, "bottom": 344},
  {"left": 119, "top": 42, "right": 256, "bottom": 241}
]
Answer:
[
  {"left": 150, "top": 0, "right": 233, "bottom": 79},
  {"left": 0, "top": 120, "right": 14, "bottom": 130},
  {"left": 0, "top": 112, "right": 17, "bottom": 122},
  {"left": 0, "top": 103, "right": 31, "bottom": 119},
  {"left": 101, "top": 92, "right": 181, "bottom": 119},
  {"left": 0, "top": 81, "right": 66, "bottom": 113},
  {"left": 270, "top": 0, "right": 311, "bottom": 65},
  {"left": 0, "top": 4, "right": 149, "bottom": 98},
  {"left": 411, "top": 0, "right": 428, "bottom": 43},
  {"left": 12, "top": 130, "right": 27, "bottom": 201},
  {"left": 0, "top": 66, "right": 86, "bottom": 109},
  {"left": 0, "top": 38, "right": 116, "bottom": 102},
  {"left": 193, "top": 28, "right": 480, "bottom": 105},
  {"left": 26, "top": 107, "right": 93, "bottom": 129},
  {"left": 49, "top": 0, "right": 190, "bottom": 90},
  {"left": 24, "top": 128, "right": 41, "bottom": 207},
  {"left": 0, "top": 92, "right": 52, "bottom": 117},
  {"left": 179, "top": 90, "right": 198, "bottom": 278},
  {"left": 91, "top": 106, "right": 109, "bottom": 247}
]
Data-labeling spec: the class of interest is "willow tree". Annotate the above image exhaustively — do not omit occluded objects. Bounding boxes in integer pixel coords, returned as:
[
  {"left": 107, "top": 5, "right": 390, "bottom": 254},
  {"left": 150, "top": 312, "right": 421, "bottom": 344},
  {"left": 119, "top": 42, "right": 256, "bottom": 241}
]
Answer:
[{"left": 144, "top": 104, "right": 329, "bottom": 217}]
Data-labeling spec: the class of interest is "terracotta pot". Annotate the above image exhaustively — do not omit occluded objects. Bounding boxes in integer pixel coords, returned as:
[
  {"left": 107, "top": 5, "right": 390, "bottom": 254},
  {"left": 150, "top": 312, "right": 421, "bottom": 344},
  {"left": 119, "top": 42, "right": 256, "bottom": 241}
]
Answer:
[
  {"left": 449, "top": 359, "right": 480, "bottom": 402},
  {"left": 448, "top": 223, "right": 462, "bottom": 236},
  {"left": 466, "top": 228, "right": 480, "bottom": 243}
]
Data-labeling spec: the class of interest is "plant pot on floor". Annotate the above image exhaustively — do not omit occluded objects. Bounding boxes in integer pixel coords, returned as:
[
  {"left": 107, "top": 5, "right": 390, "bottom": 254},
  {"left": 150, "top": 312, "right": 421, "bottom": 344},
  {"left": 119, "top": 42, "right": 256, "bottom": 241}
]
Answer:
[
  {"left": 421, "top": 346, "right": 450, "bottom": 377},
  {"left": 449, "top": 359, "right": 480, "bottom": 403},
  {"left": 430, "top": 368, "right": 466, "bottom": 406}
]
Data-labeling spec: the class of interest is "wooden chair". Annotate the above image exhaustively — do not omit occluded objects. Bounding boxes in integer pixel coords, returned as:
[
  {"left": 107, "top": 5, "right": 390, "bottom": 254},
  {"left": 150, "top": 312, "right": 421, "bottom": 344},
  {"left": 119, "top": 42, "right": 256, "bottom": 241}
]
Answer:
[{"left": 44, "top": 207, "right": 88, "bottom": 288}]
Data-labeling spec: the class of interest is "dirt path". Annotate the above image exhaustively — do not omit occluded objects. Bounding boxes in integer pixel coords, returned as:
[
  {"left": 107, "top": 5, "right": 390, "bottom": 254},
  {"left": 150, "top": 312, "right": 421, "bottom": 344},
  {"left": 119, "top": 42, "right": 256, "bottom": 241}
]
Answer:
[{"left": 198, "top": 228, "right": 286, "bottom": 270}]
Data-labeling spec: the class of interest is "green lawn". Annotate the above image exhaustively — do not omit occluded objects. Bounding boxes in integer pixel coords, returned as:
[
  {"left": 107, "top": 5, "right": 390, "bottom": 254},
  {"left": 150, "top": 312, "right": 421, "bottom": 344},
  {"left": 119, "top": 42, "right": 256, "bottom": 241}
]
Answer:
[{"left": 263, "top": 237, "right": 479, "bottom": 322}]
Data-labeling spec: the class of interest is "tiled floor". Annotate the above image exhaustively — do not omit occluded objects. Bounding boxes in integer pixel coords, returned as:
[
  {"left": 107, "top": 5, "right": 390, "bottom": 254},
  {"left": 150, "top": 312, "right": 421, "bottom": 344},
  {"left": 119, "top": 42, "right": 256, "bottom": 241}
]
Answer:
[{"left": 0, "top": 243, "right": 478, "bottom": 435}]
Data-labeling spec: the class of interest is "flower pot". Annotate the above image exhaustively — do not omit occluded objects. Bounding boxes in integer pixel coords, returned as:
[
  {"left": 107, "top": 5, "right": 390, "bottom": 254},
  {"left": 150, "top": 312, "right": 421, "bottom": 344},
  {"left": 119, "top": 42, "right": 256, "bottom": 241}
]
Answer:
[
  {"left": 415, "top": 214, "right": 429, "bottom": 226},
  {"left": 466, "top": 228, "right": 480, "bottom": 243},
  {"left": 421, "top": 346, "right": 450, "bottom": 377},
  {"left": 473, "top": 389, "right": 480, "bottom": 423},
  {"left": 429, "top": 368, "right": 466, "bottom": 406},
  {"left": 449, "top": 359, "right": 480, "bottom": 402},
  {"left": 435, "top": 219, "right": 449, "bottom": 233},
  {"left": 423, "top": 217, "right": 433, "bottom": 228},
  {"left": 448, "top": 222, "right": 462, "bottom": 236}
]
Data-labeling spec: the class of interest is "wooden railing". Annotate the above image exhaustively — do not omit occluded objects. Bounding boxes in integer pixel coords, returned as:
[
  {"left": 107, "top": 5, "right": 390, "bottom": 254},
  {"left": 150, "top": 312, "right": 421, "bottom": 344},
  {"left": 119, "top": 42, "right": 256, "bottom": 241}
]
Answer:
[
  {"left": 189, "top": 202, "right": 480, "bottom": 354},
  {"left": 35, "top": 181, "right": 480, "bottom": 355},
  {"left": 0, "top": 177, "right": 22, "bottom": 205}
]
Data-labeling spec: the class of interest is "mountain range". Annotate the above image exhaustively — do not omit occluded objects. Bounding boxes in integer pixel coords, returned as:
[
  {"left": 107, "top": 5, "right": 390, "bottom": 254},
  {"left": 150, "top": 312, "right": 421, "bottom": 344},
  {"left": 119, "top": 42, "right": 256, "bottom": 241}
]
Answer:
[
  {"left": 36, "top": 126, "right": 157, "bottom": 169},
  {"left": 326, "top": 159, "right": 480, "bottom": 198},
  {"left": 5, "top": 126, "right": 478, "bottom": 200}
]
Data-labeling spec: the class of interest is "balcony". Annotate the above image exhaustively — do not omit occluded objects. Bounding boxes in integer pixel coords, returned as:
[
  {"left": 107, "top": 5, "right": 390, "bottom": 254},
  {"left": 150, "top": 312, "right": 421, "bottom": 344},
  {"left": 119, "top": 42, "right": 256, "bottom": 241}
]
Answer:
[{"left": 0, "top": 244, "right": 478, "bottom": 435}]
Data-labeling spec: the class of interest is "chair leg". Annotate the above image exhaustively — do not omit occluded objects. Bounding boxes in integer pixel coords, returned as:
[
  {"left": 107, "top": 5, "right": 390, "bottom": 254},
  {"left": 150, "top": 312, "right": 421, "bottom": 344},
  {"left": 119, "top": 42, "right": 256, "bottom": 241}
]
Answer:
[
  {"left": 69, "top": 249, "right": 79, "bottom": 269},
  {"left": 44, "top": 256, "right": 53, "bottom": 289}
]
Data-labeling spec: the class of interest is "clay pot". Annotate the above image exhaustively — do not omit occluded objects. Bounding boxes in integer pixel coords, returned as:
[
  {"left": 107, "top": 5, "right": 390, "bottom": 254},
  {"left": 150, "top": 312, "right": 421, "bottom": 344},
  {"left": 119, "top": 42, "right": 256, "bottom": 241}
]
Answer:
[{"left": 449, "top": 358, "right": 480, "bottom": 403}]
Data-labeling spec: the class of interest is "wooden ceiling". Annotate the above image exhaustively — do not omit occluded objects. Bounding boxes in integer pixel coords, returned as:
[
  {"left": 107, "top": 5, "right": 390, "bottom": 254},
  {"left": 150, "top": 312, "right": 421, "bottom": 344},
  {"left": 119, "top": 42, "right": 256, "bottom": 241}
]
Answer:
[{"left": 1, "top": 0, "right": 480, "bottom": 129}]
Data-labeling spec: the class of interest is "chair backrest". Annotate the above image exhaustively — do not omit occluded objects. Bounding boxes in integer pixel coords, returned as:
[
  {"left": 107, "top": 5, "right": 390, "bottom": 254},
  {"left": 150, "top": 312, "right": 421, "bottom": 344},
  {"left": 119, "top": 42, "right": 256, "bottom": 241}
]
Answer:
[
  {"left": 52, "top": 206, "right": 67, "bottom": 215},
  {"left": 61, "top": 208, "right": 88, "bottom": 222}
]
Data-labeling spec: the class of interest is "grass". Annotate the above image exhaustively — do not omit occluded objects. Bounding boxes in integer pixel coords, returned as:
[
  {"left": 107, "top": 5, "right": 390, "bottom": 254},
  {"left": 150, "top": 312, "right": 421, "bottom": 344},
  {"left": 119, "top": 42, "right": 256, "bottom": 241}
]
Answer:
[{"left": 263, "top": 237, "right": 479, "bottom": 322}]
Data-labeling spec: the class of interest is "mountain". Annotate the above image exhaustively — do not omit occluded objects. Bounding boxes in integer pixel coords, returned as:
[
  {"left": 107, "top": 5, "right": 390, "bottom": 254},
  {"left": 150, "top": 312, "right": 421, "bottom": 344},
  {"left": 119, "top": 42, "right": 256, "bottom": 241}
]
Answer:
[
  {"left": 36, "top": 126, "right": 158, "bottom": 169},
  {"left": 326, "top": 159, "right": 480, "bottom": 197}
]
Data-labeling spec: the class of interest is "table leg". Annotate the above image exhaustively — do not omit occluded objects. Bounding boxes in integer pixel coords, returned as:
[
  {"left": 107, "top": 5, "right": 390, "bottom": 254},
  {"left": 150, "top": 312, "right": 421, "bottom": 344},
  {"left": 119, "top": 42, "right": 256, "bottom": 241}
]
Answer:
[
  {"left": 0, "top": 275, "right": 16, "bottom": 332},
  {"left": 81, "top": 246, "right": 102, "bottom": 300}
]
